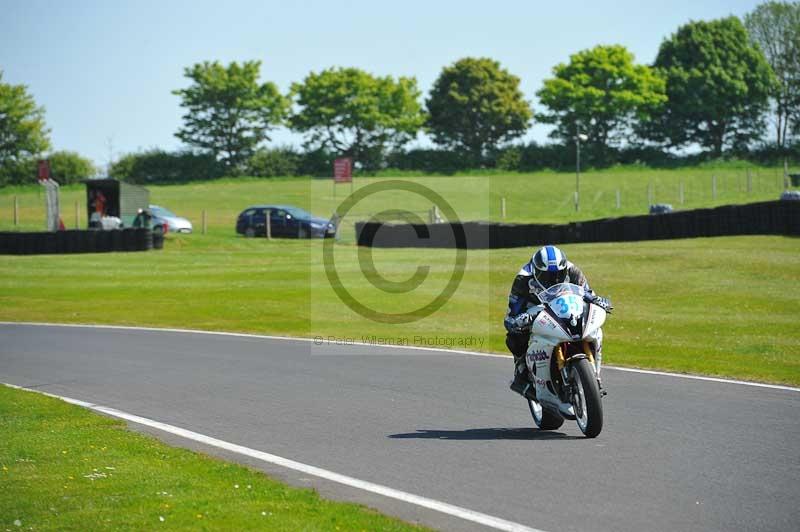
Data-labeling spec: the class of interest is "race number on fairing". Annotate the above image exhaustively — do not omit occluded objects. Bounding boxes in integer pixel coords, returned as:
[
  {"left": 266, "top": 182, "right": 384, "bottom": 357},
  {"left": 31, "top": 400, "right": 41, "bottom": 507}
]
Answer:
[{"left": 549, "top": 294, "right": 583, "bottom": 319}]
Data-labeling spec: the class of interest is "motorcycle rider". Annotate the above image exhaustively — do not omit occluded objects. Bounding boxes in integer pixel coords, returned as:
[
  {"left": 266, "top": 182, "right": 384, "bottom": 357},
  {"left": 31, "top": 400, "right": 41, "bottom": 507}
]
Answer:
[{"left": 504, "top": 245, "right": 607, "bottom": 397}]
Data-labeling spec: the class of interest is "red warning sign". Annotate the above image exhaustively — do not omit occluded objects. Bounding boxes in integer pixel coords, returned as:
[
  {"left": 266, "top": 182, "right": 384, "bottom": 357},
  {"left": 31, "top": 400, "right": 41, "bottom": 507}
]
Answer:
[
  {"left": 333, "top": 157, "right": 352, "bottom": 183},
  {"left": 38, "top": 159, "right": 51, "bottom": 181}
]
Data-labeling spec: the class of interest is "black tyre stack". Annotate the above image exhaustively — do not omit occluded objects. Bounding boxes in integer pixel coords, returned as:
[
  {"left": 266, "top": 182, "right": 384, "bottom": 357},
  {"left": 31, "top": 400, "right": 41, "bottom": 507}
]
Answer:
[
  {"left": 96, "top": 230, "right": 112, "bottom": 252},
  {"left": 0, "top": 229, "right": 161, "bottom": 254},
  {"left": 79, "top": 230, "right": 94, "bottom": 253},
  {"left": 152, "top": 230, "right": 164, "bottom": 250},
  {"left": 121, "top": 228, "right": 135, "bottom": 251},
  {"left": 42, "top": 232, "right": 57, "bottom": 254},
  {"left": 22, "top": 232, "right": 36, "bottom": 255},
  {"left": 134, "top": 228, "right": 153, "bottom": 250},
  {"left": 111, "top": 229, "right": 124, "bottom": 251}
]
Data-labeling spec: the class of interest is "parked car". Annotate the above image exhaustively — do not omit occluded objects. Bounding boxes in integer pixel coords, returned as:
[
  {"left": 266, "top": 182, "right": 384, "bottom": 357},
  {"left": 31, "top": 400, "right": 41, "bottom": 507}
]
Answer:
[
  {"left": 649, "top": 203, "right": 674, "bottom": 215},
  {"left": 236, "top": 205, "right": 336, "bottom": 238},
  {"left": 149, "top": 204, "right": 193, "bottom": 233},
  {"left": 779, "top": 190, "right": 800, "bottom": 201}
]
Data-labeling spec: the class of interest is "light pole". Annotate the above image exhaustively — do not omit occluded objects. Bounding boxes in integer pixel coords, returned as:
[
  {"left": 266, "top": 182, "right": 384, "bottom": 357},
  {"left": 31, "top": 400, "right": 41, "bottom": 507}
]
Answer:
[{"left": 575, "top": 133, "right": 588, "bottom": 212}]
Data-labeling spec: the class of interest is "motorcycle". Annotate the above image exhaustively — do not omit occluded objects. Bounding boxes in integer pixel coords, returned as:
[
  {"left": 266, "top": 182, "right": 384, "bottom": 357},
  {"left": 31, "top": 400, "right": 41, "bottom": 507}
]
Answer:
[{"left": 516, "top": 283, "right": 611, "bottom": 438}]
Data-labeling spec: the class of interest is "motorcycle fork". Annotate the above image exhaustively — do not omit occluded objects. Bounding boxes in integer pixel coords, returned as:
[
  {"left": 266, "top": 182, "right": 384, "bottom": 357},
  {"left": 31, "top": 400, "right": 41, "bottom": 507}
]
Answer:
[
  {"left": 555, "top": 341, "right": 596, "bottom": 369},
  {"left": 553, "top": 345, "right": 569, "bottom": 402},
  {"left": 555, "top": 342, "right": 597, "bottom": 401}
]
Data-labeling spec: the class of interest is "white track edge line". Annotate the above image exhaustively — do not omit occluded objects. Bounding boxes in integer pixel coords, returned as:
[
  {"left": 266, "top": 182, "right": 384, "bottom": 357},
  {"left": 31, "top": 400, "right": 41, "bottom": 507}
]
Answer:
[
  {"left": 2, "top": 321, "right": 797, "bottom": 393},
  {"left": 0, "top": 321, "right": 506, "bottom": 358},
  {"left": 2, "top": 382, "right": 544, "bottom": 532},
  {"left": 602, "top": 366, "right": 799, "bottom": 392}
]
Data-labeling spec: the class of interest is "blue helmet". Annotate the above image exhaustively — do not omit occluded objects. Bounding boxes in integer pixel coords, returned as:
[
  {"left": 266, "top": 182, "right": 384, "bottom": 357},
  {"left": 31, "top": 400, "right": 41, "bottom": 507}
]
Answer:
[{"left": 531, "top": 245, "right": 568, "bottom": 288}]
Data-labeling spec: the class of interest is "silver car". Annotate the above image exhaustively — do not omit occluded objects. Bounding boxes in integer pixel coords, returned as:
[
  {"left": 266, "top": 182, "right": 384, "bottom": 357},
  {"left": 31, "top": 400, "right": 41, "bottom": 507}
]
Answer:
[{"left": 149, "top": 205, "right": 193, "bottom": 233}]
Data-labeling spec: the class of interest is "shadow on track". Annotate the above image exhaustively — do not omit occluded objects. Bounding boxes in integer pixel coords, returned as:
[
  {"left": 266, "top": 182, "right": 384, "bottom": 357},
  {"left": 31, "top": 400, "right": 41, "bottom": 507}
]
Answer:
[{"left": 388, "top": 427, "right": 583, "bottom": 441}]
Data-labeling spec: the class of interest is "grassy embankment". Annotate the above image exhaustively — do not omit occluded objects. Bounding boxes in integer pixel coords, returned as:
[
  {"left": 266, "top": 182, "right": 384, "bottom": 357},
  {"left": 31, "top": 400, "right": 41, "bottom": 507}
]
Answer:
[
  {"left": 1, "top": 164, "right": 793, "bottom": 236},
  {"left": 0, "top": 384, "right": 425, "bottom": 531}
]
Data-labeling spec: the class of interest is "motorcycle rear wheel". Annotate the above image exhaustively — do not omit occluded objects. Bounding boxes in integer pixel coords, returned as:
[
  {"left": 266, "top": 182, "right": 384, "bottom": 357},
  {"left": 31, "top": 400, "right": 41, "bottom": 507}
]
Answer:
[
  {"left": 528, "top": 399, "right": 564, "bottom": 430},
  {"left": 570, "top": 358, "right": 603, "bottom": 438}
]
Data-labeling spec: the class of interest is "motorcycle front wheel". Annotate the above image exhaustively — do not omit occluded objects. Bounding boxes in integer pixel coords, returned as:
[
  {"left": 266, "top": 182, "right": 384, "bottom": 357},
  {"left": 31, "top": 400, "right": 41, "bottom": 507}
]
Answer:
[
  {"left": 570, "top": 358, "right": 603, "bottom": 438},
  {"left": 528, "top": 399, "right": 564, "bottom": 430}
]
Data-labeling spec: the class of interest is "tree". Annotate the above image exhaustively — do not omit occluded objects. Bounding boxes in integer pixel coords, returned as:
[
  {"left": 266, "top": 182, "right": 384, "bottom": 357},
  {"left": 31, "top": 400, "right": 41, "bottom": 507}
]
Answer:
[
  {"left": 745, "top": 1, "right": 800, "bottom": 148},
  {"left": 48, "top": 151, "right": 96, "bottom": 184},
  {"left": 173, "top": 61, "right": 289, "bottom": 171},
  {"left": 289, "top": 67, "right": 425, "bottom": 169},
  {"left": 648, "top": 17, "right": 775, "bottom": 157},
  {"left": 0, "top": 70, "right": 50, "bottom": 167},
  {"left": 536, "top": 45, "right": 666, "bottom": 164},
  {"left": 426, "top": 58, "right": 532, "bottom": 162}
]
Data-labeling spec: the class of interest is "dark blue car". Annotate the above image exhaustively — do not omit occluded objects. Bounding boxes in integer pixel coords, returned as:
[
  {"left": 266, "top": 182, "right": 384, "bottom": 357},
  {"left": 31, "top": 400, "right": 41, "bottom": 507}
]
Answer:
[{"left": 236, "top": 205, "right": 336, "bottom": 238}]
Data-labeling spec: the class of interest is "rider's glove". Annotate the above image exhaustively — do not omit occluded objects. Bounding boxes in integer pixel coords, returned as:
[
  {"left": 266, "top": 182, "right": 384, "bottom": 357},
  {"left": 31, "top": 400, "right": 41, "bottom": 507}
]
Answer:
[
  {"left": 585, "top": 293, "right": 613, "bottom": 312},
  {"left": 504, "top": 307, "right": 542, "bottom": 333},
  {"left": 504, "top": 313, "right": 532, "bottom": 333}
]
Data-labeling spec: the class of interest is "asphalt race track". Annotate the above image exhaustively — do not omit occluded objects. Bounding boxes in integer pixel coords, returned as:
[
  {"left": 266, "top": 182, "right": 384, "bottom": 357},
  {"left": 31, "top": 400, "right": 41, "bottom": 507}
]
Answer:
[{"left": 2, "top": 323, "right": 798, "bottom": 532}]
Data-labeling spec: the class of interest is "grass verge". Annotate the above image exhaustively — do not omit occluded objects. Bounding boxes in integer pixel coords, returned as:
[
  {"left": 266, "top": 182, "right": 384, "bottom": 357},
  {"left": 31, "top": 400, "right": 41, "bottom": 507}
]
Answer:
[
  {"left": 1, "top": 234, "right": 798, "bottom": 385},
  {"left": 0, "top": 384, "right": 424, "bottom": 531}
]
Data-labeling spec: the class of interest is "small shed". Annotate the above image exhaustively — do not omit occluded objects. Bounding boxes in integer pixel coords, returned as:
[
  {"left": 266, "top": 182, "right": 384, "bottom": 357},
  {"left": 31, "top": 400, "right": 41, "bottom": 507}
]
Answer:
[{"left": 85, "top": 179, "right": 149, "bottom": 228}]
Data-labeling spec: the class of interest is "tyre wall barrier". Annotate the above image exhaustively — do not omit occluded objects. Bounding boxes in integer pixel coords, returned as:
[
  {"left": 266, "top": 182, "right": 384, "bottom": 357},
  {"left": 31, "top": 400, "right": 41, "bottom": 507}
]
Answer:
[
  {"left": 0, "top": 229, "right": 155, "bottom": 255},
  {"left": 355, "top": 200, "right": 800, "bottom": 249},
  {"left": 152, "top": 231, "right": 164, "bottom": 250}
]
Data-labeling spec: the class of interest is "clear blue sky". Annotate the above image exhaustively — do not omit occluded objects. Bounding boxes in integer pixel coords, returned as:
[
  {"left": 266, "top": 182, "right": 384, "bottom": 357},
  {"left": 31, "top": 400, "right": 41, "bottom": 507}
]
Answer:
[{"left": 1, "top": 0, "right": 763, "bottom": 169}]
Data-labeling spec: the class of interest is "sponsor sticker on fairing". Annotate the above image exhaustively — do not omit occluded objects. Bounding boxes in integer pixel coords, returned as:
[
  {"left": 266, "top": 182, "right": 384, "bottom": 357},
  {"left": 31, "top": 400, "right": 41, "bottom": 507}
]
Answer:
[
  {"left": 529, "top": 350, "right": 549, "bottom": 362},
  {"left": 535, "top": 312, "right": 559, "bottom": 331}
]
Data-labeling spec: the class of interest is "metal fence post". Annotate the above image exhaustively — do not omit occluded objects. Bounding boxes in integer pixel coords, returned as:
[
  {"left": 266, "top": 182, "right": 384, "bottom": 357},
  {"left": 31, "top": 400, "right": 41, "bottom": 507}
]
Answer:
[
  {"left": 616, "top": 189, "right": 621, "bottom": 209},
  {"left": 501, "top": 197, "right": 506, "bottom": 220},
  {"left": 75, "top": 200, "right": 79, "bottom": 228},
  {"left": 202, "top": 209, "right": 207, "bottom": 235},
  {"left": 784, "top": 159, "right": 790, "bottom": 190},
  {"left": 266, "top": 209, "right": 272, "bottom": 240},
  {"left": 13, "top": 195, "right": 18, "bottom": 226},
  {"left": 331, "top": 213, "right": 341, "bottom": 241}
]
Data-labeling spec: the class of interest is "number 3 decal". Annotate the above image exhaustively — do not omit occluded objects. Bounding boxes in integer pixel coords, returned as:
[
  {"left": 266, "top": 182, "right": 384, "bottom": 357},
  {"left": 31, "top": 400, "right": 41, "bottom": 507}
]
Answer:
[{"left": 555, "top": 297, "right": 568, "bottom": 315}]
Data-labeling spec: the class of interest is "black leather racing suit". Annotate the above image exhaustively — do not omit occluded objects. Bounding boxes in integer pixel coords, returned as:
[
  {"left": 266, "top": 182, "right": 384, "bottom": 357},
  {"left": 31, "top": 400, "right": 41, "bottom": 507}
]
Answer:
[{"left": 504, "top": 260, "right": 590, "bottom": 369}]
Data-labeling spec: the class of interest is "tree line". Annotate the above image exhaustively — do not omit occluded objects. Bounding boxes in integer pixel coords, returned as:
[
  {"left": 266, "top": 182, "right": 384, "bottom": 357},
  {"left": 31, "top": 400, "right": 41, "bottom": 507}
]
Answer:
[{"left": 1, "top": 2, "right": 798, "bottom": 185}]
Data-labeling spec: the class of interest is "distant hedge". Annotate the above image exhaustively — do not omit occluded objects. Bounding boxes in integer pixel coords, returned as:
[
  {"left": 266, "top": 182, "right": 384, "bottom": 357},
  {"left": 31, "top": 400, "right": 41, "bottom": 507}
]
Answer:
[
  {"left": 92, "top": 141, "right": 800, "bottom": 184},
  {"left": 110, "top": 149, "right": 225, "bottom": 184},
  {"left": 0, "top": 151, "right": 95, "bottom": 186}
]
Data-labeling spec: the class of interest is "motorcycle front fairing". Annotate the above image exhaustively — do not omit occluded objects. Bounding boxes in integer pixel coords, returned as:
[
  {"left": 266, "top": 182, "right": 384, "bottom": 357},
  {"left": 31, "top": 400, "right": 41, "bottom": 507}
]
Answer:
[{"left": 525, "top": 283, "right": 606, "bottom": 415}]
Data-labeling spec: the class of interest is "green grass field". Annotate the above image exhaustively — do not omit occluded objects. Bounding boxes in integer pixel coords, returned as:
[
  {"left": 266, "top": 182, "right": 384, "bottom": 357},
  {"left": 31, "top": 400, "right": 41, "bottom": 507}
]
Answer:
[{"left": 0, "top": 384, "right": 425, "bottom": 531}]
